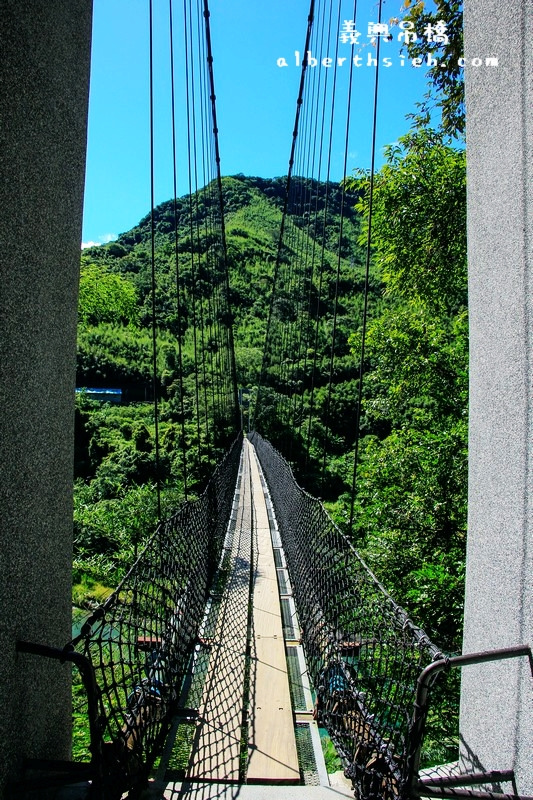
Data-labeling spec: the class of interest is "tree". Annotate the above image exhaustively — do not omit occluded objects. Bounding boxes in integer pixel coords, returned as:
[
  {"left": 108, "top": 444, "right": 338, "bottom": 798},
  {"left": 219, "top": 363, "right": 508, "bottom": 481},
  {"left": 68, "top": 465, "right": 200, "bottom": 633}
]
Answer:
[
  {"left": 78, "top": 261, "right": 138, "bottom": 325},
  {"left": 401, "top": 0, "right": 464, "bottom": 136},
  {"left": 352, "top": 128, "right": 466, "bottom": 313},
  {"left": 342, "top": 127, "right": 468, "bottom": 652}
]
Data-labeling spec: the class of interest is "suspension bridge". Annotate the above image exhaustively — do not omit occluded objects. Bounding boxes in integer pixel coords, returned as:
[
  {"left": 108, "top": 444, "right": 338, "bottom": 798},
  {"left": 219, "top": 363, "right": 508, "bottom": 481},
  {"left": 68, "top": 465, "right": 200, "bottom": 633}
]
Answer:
[{"left": 1, "top": 1, "right": 532, "bottom": 800}]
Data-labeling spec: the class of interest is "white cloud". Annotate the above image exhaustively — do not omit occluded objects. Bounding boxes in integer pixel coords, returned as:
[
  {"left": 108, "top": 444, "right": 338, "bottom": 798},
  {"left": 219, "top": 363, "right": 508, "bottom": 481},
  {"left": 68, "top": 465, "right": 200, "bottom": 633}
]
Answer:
[
  {"left": 81, "top": 233, "right": 118, "bottom": 250},
  {"left": 100, "top": 233, "right": 118, "bottom": 244}
]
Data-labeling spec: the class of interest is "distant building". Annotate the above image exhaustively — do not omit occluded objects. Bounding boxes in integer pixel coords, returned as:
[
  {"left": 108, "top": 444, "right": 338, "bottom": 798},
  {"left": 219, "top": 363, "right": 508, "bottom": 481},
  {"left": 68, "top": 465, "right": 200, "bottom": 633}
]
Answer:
[{"left": 76, "top": 387, "right": 122, "bottom": 403}]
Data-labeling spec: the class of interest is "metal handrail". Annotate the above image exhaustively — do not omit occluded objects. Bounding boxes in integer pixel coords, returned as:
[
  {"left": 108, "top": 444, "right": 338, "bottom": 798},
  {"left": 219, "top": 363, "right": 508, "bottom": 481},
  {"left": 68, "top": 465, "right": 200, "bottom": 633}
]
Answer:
[
  {"left": 15, "top": 640, "right": 104, "bottom": 793},
  {"left": 407, "top": 645, "right": 533, "bottom": 800}
]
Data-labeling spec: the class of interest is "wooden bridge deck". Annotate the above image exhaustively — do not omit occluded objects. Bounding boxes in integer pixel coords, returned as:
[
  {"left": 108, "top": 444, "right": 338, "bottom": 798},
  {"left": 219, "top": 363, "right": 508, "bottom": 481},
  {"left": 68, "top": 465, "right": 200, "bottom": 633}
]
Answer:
[
  {"left": 247, "top": 443, "right": 299, "bottom": 782},
  {"left": 185, "top": 439, "right": 299, "bottom": 784}
]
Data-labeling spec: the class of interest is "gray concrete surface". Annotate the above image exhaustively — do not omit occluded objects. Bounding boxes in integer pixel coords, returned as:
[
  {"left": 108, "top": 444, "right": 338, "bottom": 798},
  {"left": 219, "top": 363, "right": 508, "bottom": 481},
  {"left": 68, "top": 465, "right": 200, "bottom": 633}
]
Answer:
[
  {"left": 144, "top": 782, "right": 353, "bottom": 800},
  {"left": 0, "top": 1, "right": 92, "bottom": 795},
  {"left": 461, "top": 0, "right": 532, "bottom": 792}
]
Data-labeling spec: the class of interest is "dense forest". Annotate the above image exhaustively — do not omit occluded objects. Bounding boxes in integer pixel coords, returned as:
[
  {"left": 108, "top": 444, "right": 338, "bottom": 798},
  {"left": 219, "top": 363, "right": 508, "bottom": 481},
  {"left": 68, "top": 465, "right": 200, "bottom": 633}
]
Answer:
[{"left": 74, "top": 172, "right": 366, "bottom": 591}]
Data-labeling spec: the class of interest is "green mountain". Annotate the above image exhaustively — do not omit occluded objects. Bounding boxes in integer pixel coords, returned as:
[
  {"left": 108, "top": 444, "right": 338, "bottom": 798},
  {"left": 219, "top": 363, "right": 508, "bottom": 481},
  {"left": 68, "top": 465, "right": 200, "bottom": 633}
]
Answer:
[
  {"left": 78, "top": 175, "right": 369, "bottom": 389},
  {"left": 74, "top": 174, "right": 376, "bottom": 588},
  {"left": 76, "top": 174, "right": 374, "bottom": 489}
]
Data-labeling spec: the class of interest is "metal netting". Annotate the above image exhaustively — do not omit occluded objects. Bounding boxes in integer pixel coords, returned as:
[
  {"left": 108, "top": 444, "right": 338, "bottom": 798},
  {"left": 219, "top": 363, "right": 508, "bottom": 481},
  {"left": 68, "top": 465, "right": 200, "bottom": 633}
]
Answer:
[
  {"left": 71, "top": 432, "right": 243, "bottom": 797},
  {"left": 249, "top": 431, "right": 442, "bottom": 800}
]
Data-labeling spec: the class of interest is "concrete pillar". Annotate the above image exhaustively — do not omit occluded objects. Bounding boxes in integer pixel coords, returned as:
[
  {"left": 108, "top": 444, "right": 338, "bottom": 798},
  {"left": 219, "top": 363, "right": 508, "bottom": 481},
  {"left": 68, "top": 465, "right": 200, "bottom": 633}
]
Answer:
[
  {"left": 461, "top": 0, "right": 532, "bottom": 792},
  {"left": 0, "top": 2, "right": 92, "bottom": 793}
]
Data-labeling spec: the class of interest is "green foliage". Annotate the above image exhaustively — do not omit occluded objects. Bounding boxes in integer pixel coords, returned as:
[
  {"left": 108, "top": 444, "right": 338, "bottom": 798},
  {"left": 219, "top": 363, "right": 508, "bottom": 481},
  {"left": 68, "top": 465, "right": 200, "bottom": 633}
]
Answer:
[
  {"left": 357, "top": 306, "right": 468, "bottom": 428},
  {"left": 401, "top": 0, "right": 464, "bottom": 136},
  {"left": 72, "top": 666, "right": 92, "bottom": 762},
  {"left": 79, "top": 261, "right": 138, "bottom": 325},
  {"left": 74, "top": 480, "right": 159, "bottom": 583},
  {"left": 321, "top": 735, "right": 343, "bottom": 773},
  {"left": 353, "top": 129, "right": 466, "bottom": 313},
  {"left": 327, "top": 126, "right": 468, "bottom": 759},
  {"left": 166, "top": 724, "right": 196, "bottom": 772},
  {"left": 76, "top": 324, "right": 153, "bottom": 389},
  {"left": 73, "top": 395, "right": 191, "bottom": 584},
  {"left": 347, "top": 423, "right": 466, "bottom": 650},
  {"left": 341, "top": 128, "right": 468, "bottom": 652},
  {"left": 72, "top": 574, "right": 114, "bottom": 609}
]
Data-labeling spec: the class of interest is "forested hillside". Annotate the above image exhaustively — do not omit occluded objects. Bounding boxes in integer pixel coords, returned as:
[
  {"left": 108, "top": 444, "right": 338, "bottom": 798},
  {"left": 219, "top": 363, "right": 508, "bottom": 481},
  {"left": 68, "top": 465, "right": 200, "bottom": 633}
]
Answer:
[{"left": 73, "top": 174, "right": 370, "bottom": 594}]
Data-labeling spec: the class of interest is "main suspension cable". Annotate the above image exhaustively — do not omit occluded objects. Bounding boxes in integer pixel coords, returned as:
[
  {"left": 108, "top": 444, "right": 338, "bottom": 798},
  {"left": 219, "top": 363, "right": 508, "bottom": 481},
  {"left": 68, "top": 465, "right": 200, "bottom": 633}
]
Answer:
[
  {"left": 149, "top": 0, "right": 162, "bottom": 520},
  {"left": 203, "top": 0, "right": 240, "bottom": 432}
]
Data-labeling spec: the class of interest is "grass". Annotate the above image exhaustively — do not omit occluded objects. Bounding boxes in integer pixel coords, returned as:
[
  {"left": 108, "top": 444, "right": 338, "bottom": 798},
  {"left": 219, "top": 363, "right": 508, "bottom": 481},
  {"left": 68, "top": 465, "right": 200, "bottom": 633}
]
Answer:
[
  {"left": 166, "top": 723, "right": 196, "bottom": 774},
  {"left": 72, "top": 666, "right": 92, "bottom": 762},
  {"left": 321, "top": 735, "right": 343, "bottom": 774},
  {"left": 73, "top": 573, "right": 114, "bottom": 608}
]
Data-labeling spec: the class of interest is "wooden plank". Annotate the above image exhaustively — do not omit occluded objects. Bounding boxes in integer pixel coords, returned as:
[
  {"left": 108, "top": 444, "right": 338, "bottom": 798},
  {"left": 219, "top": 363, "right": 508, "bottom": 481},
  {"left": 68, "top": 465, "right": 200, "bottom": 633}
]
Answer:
[
  {"left": 246, "top": 443, "right": 300, "bottom": 783},
  {"left": 186, "top": 447, "right": 252, "bottom": 782}
]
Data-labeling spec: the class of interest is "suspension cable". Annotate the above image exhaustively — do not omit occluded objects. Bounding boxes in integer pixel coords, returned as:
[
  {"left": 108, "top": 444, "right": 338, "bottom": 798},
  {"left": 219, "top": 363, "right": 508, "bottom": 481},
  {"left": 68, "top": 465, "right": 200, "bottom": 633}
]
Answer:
[
  {"left": 169, "top": 0, "right": 188, "bottom": 499},
  {"left": 305, "top": 0, "right": 340, "bottom": 467},
  {"left": 149, "top": 0, "right": 162, "bottom": 520},
  {"left": 348, "top": 0, "right": 384, "bottom": 533},
  {"left": 320, "top": 0, "right": 359, "bottom": 487},
  {"left": 189, "top": 0, "right": 211, "bottom": 460},
  {"left": 255, "top": 0, "right": 316, "bottom": 431},
  {"left": 203, "top": 0, "right": 240, "bottom": 432},
  {"left": 183, "top": 0, "right": 203, "bottom": 468}
]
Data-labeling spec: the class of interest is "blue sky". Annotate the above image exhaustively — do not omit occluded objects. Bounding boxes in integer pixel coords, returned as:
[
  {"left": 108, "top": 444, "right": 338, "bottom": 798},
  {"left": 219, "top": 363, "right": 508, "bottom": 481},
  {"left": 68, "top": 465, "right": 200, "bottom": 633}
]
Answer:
[{"left": 82, "top": 0, "right": 435, "bottom": 246}]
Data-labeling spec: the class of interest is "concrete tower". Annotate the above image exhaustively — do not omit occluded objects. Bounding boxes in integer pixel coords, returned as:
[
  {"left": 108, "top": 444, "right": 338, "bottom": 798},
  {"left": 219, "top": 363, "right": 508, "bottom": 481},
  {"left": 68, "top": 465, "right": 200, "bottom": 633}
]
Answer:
[
  {"left": 460, "top": 0, "right": 532, "bottom": 792},
  {"left": 0, "top": 2, "right": 93, "bottom": 794}
]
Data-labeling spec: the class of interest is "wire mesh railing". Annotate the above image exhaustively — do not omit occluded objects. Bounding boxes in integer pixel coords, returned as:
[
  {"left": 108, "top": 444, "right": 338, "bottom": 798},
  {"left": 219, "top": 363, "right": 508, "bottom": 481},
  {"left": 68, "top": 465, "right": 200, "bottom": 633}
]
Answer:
[
  {"left": 16, "top": 431, "right": 532, "bottom": 799},
  {"left": 249, "top": 430, "right": 443, "bottom": 800},
  {"left": 68, "top": 432, "right": 243, "bottom": 797}
]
